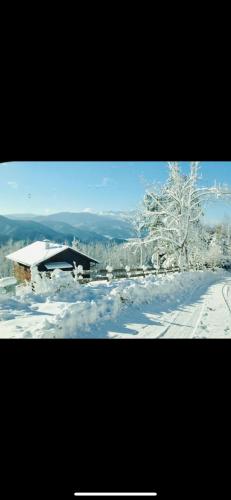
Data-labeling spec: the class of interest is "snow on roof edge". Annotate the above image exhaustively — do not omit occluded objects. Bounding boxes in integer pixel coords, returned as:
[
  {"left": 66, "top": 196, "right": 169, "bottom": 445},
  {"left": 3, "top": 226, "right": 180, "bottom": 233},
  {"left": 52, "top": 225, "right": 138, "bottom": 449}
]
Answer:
[
  {"left": 6, "top": 241, "right": 99, "bottom": 266},
  {"left": 6, "top": 242, "right": 67, "bottom": 266}
]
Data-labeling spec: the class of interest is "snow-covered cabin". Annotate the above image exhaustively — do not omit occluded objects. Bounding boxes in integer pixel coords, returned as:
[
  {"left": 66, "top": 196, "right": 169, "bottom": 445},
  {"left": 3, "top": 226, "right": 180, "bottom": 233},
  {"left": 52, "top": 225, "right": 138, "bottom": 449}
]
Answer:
[{"left": 6, "top": 240, "right": 99, "bottom": 281}]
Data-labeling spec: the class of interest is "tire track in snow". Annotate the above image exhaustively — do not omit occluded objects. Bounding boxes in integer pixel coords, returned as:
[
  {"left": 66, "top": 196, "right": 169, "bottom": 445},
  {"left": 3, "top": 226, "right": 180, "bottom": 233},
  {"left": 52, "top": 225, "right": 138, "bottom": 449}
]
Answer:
[
  {"left": 159, "top": 277, "right": 231, "bottom": 339},
  {"left": 137, "top": 287, "right": 198, "bottom": 339},
  {"left": 162, "top": 298, "right": 206, "bottom": 339},
  {"left": 191, "top": 301, "right": 206, "bottom": 337},
  {"left": 114, "top": 273, "right": 231, "bottom": 339},
  {"left": 155, "top": 307, "right": 189, "bottom": 339},
  {"left": 222, "top": 285, "right": 231, "bottom": 315},
  {"left": 162, "top": 279, "right": 231, "bottom": 338},
  {"left": 155, "top": 282, "right": 209, "bottom": 339}
]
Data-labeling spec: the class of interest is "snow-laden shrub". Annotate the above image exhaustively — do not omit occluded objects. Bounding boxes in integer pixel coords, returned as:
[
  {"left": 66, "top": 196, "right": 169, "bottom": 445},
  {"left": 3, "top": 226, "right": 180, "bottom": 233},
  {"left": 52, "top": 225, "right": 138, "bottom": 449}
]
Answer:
[
  {"left": 15, "top": 281, "right": 32, "bottom": 298},
  {"left": 75, "top": 265, "right": 84, "bottom": 281},
  {"left": 51, "top": 269, "right": 74, "bottom": 286},
  {"left": 106, "top": 264, "right": 113, "bottom": 281},
  {"left": 16, "top": 267, "right": 80, "bottom": 297},
  {"left": 51, "top": 293, "right": 122, "bottom": 338},
  {"left": 31, "top": 266, "right": 50, "bottom": 294},
  {"left": 110, "top": 270, "right": 222, "bottom": 307},
  {"left": 206, "top": 239, "right": 224, "bottom": 268},
  {"left": 125, "top": 265, "right": 131, "bottom": 277},
  {"left": 151, "top": 254, "right": 156, "bottom": 266},
  {"left": 72, "top": 262, "right": 84, "bottom": 281},
  {"left": 162, "top": 256, "right": 177, "bottom": 269}
]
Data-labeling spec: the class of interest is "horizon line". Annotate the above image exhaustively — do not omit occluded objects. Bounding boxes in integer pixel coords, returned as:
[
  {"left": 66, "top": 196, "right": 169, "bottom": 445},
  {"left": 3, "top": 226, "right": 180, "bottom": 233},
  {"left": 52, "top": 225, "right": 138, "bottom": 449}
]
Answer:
[{"left": 0, "top": 210, "right": 136, "bottom": 217}]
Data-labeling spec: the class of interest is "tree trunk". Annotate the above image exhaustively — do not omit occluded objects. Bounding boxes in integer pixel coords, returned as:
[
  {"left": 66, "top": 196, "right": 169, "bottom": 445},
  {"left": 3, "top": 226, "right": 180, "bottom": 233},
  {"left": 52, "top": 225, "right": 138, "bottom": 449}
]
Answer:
[
  {"left": 179, "top": 247, "right": 184, "bottom": 270},
  {"left": 140, "top": 243, "right": 143, "bottom": 267},
  {"left": 156, "top": 252, "right": 160, "bottom": 269},
  {"left": 185, "top": 245, "right": 189, "bottom": 269}
]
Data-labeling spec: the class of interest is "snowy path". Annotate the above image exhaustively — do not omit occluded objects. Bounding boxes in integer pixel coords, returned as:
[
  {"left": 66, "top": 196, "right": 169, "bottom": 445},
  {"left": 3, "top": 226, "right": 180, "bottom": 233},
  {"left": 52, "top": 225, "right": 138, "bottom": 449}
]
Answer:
[{"left": 106, "top": 275, "right": 231, "bottom": 339}]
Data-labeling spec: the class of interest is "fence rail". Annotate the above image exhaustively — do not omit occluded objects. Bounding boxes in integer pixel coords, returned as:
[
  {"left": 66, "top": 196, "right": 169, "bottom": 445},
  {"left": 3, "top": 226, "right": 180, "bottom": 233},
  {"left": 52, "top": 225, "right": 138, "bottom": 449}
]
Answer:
[
  {"left": 77, "top": 266, "right": 185, "bottom": 284},
  {"left": 75, "top": 263, "right": 225, "bottom": 284}
]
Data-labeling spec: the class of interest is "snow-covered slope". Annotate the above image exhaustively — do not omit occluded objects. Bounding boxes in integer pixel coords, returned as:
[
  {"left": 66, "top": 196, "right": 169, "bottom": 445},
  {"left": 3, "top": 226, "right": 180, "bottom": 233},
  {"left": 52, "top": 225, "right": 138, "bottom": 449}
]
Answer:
[
  {"left": 0, "top": 215, "right": 117, "bottom": 244},
  {"left": 0, "top": 215, "right": 65, "bottom": 243},
  {"left": 5, "top": 211, "right": 136, "bottom": 240},
  {"left": 0, "top": 270, "right": 230, "bottom": 338}
]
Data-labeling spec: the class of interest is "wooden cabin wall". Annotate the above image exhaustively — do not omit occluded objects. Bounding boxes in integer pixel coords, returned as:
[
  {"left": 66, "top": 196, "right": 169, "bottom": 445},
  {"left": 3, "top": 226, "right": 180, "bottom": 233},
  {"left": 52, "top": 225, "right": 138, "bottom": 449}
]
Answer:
[{"left": 13, "top": 263, "right": 31, "bottom": 282}]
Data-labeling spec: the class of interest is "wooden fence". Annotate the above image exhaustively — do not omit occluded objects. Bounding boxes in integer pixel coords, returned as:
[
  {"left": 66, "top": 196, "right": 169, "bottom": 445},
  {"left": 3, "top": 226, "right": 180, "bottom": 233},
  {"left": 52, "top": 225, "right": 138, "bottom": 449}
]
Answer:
[
  {"left": 74, "top": 262, "right": 222, "bottom": 284},
  {"left": 75, "top": 266, "right": 184, "bottom": 284}
]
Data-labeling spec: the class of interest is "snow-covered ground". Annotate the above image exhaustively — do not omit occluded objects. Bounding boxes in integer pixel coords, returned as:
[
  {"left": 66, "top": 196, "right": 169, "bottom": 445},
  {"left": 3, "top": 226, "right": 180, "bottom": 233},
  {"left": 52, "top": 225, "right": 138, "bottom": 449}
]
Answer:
[{"left": 0, "top": 270, "right": 230, "bottom": 338}]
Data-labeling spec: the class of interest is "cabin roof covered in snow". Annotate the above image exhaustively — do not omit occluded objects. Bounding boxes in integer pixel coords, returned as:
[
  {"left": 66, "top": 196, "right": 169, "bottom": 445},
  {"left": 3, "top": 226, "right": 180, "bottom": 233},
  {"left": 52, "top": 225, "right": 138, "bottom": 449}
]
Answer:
[{"left": 6, "top": 241, "right": 99, "bottom": 267}]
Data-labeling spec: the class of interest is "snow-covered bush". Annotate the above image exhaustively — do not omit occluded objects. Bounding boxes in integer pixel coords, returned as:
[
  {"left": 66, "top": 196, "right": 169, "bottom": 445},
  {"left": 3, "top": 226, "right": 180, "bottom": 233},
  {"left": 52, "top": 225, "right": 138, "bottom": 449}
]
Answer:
[
  {"left": 162, "top": 255, "right": 177, "bottom": 269},
  {"left": 72, "top": 262, "right": 84, "bottom": 281},
  {"left": 151, "top": 253, "right": 161, "bottom": 270},
  {"left": 72, "top": 262, "right": 78, "bottom": 282},
  {"left": 16, "top": 267, "right": 79, "bottom": 298},
  {"left": 206, "top": 238, "right": 224, "bottom": 268},
  {"left": 51, "top": 268, "right": 74, "bottom": 286},
  {"left": 106, "top": 265, "right": 113, "bottom": 281},
  {"left": 125, "top": 265, "right": 131, "bottom": 278}
]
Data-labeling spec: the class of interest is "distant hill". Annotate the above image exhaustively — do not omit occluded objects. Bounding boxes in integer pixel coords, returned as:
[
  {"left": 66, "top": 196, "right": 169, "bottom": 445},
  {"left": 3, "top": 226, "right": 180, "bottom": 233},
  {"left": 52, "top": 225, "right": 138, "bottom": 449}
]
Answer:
[
  {"left": 33, "top": 212, "right": 136, "bottom": 239},
  {"left": 0, "top": 215, "right": 66, "bottom": 244},
  {"left": 0, "top": 214, "right": 127, "bottom": 245},
  {"left": 26, "top": 219, "right": 120, "bottom": 243},
  {"left": 4, "top": 213, "right": 39, "bottom": 220}
]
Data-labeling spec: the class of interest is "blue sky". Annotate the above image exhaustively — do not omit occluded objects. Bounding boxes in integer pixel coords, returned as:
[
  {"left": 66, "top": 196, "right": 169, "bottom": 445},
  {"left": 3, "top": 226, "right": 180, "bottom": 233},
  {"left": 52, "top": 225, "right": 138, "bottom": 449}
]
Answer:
[{"left": 0, "top": 161, "right": 231, "bottom": 223}]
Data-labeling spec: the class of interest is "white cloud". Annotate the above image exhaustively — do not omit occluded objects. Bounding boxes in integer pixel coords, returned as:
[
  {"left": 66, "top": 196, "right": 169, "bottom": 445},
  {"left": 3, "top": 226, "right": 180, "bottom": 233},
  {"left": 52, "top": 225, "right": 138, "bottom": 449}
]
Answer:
[
  {"left": 82, "top": 207, "right": 95, "bottom": 213},
  {"left": 7, "top": 181, "right": 18, "bottom": 189},
  {"left": 88, "top": 177, "right": 116, "bottom": 189}
]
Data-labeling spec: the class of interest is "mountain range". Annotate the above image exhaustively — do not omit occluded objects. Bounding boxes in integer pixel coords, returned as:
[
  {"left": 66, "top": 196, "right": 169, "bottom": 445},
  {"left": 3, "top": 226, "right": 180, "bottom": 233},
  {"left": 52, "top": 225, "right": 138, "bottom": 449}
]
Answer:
[{"left": 0, "top": 211, "right": 137, "bottom": 245}]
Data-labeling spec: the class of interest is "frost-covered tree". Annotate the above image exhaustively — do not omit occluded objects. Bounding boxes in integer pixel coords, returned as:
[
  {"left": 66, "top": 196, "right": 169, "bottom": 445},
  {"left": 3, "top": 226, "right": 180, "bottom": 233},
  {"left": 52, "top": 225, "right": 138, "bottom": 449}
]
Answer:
[
  {"left": 72, "top": 237, "right": 80, "bottom": 250},
  {"left": 130, "top": 211, "right": 147, "bottom": 266},
  {"left": 206, "top": 235, "right": 224, "bottom": 268},
  {"left": 0, "top": 240, "right": 26, "bottom": 277},
  {"left": 188, "top": 225, "right": 211, "bottom": 269},
  {"left": 75, "top": 240, "right": 150, "bottom": 269},
  {"left": 136, "top": 162, "right": 231, "bottom": 269}
]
